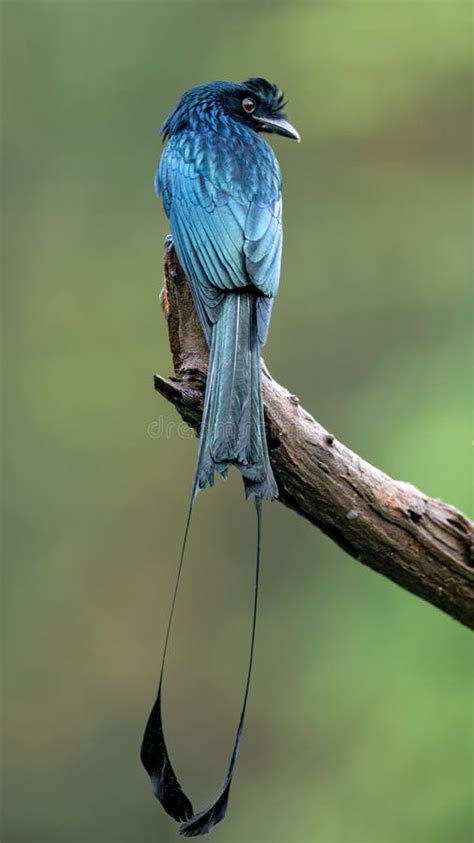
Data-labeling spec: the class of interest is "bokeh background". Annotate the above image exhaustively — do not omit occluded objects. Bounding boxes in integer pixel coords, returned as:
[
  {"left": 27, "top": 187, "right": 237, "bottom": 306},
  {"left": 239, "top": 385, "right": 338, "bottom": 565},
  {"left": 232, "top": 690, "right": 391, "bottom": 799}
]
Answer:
[{"left": 2, "top": 2, "right": 472, "bottom": 842}]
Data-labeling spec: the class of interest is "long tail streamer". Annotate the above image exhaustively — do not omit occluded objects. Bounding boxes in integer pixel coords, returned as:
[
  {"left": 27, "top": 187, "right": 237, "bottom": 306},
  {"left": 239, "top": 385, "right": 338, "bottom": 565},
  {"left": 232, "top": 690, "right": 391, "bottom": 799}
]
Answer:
[{"left": 140, "top": 494, "right": 264, "bottom": 836}]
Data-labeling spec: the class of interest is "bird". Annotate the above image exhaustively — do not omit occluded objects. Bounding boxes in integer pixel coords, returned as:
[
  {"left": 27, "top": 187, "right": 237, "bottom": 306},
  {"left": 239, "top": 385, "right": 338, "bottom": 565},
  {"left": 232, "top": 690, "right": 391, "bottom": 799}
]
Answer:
[{"left": 140, "top": 77, "right": 299, "bottom": 837}]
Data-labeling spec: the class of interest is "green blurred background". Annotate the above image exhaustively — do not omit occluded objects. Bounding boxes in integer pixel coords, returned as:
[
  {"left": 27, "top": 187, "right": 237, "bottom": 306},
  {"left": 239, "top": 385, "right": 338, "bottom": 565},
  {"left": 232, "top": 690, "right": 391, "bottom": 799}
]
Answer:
[{"left": 2, "top": 2, "right": 472, "bottom": 842}]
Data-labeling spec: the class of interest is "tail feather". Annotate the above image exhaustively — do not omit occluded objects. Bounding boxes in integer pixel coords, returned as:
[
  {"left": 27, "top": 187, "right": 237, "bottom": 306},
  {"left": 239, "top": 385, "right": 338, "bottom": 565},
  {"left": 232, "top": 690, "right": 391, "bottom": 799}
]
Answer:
[
  {"left": 194, "top": 291, "right": 277, "bottom": 500},
  {"left": 141, "top": 291, "right": 274, "bottom": 837}
]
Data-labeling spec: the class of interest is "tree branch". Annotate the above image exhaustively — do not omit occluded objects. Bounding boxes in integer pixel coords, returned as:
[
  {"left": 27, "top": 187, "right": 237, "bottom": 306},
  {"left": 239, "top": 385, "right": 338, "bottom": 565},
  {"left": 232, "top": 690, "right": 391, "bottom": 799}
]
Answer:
[{"left": 154, "top": 244, "right": 474, "bottom": 629}]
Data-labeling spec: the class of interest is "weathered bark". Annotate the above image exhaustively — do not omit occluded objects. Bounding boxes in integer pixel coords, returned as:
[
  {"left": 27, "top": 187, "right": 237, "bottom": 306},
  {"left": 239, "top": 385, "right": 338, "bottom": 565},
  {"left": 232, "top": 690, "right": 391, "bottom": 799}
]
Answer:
[{"left": 154, "top": 245, "right": 474, "bottom": 629}]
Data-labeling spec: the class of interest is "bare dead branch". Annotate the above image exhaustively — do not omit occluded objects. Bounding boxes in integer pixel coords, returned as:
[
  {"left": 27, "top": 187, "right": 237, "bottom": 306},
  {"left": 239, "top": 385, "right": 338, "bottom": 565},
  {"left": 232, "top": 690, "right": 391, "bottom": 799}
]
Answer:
[{"left": 154, "top": 244, "right": 474, "bottom": 629}]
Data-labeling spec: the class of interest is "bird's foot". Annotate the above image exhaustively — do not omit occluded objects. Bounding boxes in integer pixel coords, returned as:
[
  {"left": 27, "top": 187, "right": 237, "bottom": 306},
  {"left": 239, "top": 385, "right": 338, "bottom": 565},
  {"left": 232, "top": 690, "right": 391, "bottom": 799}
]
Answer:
[{"left": 164, "top": 234, "right": 174, "bottom": 254}]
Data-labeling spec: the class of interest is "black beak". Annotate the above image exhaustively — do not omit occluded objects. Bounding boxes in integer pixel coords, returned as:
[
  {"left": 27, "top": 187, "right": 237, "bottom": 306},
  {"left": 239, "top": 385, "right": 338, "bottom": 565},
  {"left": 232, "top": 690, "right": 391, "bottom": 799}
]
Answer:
[{"left": 253, "top": 114, "right": 300, "bottom": 142}]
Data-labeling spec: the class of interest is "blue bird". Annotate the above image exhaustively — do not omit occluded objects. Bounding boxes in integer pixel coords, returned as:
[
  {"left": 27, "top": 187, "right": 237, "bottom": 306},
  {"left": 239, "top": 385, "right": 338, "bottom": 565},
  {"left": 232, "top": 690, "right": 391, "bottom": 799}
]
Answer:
[{"left": 141, "top": 78, "right": 299, "bottom": 837}]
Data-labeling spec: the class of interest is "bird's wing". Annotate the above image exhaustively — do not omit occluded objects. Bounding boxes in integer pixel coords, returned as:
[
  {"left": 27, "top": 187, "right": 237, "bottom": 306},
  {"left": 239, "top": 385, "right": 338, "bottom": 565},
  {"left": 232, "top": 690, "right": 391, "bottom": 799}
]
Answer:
[
  {"left": 243, "top": 197, "right": 282, "bottom": 344},
  {"left": 156, "top": 131, "right": 282, "bottom": 344}
]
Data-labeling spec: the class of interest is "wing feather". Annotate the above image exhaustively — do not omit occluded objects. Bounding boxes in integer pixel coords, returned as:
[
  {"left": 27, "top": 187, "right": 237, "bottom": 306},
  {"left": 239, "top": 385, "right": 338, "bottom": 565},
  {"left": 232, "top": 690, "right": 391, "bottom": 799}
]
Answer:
[{"left": 157, "top": 129, "right": 282, "bottom": 341}]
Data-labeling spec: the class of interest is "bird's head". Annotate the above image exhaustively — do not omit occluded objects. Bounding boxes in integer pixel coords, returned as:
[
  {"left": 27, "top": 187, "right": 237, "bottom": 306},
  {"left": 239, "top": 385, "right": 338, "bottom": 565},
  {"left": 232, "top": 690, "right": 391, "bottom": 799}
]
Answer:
[
  {"left": 222, "top": 77, "right": 300, "bottom": 141},
  {"left": 161, "top": 78, "right": 300, "bottom": 142}
]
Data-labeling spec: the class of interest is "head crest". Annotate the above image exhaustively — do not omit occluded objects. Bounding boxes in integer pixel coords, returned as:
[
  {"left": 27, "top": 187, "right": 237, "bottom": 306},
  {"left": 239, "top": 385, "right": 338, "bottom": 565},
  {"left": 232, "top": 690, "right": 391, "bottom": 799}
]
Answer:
[{"left": 242, "top": 77, "right": 287, "bottom": 114}]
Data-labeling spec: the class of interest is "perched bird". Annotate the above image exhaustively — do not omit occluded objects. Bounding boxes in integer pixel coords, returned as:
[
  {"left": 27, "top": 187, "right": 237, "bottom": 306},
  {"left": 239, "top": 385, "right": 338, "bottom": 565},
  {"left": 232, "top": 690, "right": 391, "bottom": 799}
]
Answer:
[{"left": 141, "top": 78, "right": 299, "bottom": 836}]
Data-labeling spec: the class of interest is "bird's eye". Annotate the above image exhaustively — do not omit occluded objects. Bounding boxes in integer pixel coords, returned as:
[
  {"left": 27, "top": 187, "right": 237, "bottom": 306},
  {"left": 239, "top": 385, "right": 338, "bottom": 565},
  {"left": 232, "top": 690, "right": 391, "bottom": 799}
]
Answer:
[{"left": 242, "top": 97, "right": 256, "bottom": 114}]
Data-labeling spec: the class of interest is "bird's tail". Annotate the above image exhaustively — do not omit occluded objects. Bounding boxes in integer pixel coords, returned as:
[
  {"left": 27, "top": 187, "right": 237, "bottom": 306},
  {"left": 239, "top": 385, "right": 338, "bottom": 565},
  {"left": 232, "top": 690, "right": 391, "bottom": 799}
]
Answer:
[
  {"left": 194, "top": 289, "right": 278, "bottom": 501},
  {"left": 140, "top": 291, "right": 277, "bottom": 836}
]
